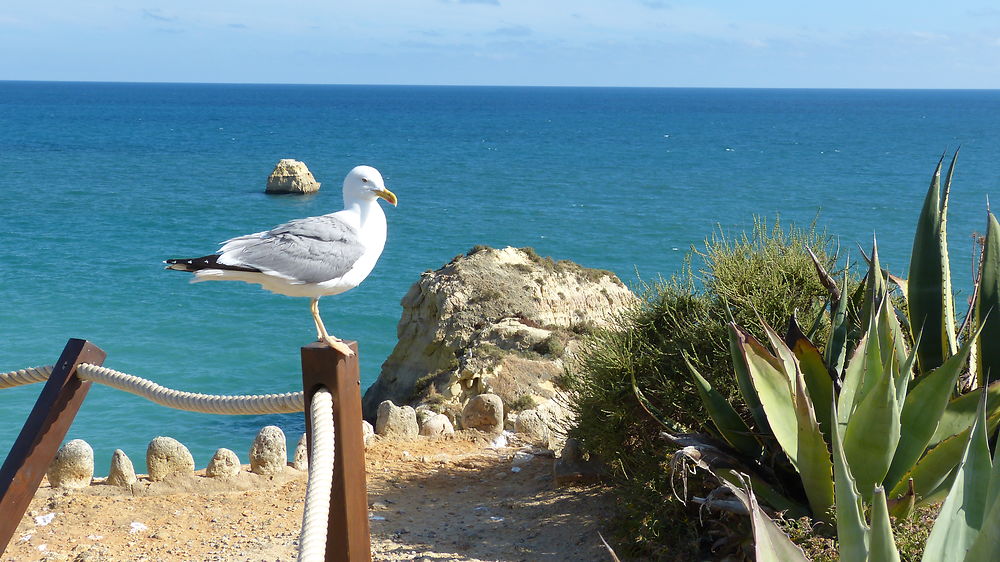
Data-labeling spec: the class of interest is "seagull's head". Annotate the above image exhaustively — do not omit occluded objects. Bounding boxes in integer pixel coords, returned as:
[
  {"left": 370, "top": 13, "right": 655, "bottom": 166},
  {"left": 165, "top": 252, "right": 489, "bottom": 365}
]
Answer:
[{"left": 344, "top": 165, "right": 397, "bottom": 207}]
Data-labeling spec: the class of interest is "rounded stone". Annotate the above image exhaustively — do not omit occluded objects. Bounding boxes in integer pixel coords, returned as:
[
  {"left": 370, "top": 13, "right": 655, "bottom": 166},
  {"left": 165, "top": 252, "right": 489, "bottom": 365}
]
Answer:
[
  {"left": 249, "top": 425, "right": 287, "bottom": 476},
  {"left": 514, "top": 409, "right": 549, "bottom": 446},
  {"left": 461, "top": 393, "right": 504, "bottom": 433},
  {"left": 265, "top": 159, "right": 320, "bottom": 194},
  {"left": 292, "top": 434, "right": 308, "bottom": 471},
  {"left": 419, "top": 413, "right": 455, "bottom": 437},
  {"left": 362, "top": 420, "right": 375, "bottom": 446},
  {"left": 375, "top": 400, "right": 419, "bottom": 438},
  {"left": 48, "top": 439, "right": 94, "bottom": 489},
  {"left": 106, "top": 449, "right": 137, "bottom": 487},
  {"left": 206, "top": 448, "right": 241, "bottom": 479},
  {"left": 146, "top": 436, "right": 195, "bottom": 482}
]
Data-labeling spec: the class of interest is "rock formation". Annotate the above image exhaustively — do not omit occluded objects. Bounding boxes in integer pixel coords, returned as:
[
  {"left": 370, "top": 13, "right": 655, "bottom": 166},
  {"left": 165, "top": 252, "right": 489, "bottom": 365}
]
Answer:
[
  {"left": 461, "top": 393, "right": 504, "bottom": 434},
  {"left": 206, "top": 448, "right": 241, "bottom": 479},
  {"left": 361, "top": 246, "right": 636, "bottom": 447},
  {"left": 265, "top": 159, "right": 321, "bottom": 194},
  {"left": 249, "top": 426, "right": 287, "bottom": 476},
  {"left": 106, "top": 449, "right": 138, "bottom": 487},
  {"left": 48, "top": 439, "right": 94, "bottom": 489},
  {"left": 147, "top": 436, "right": 195, "bottom": 482},
  {"left": 419, "top": 413, "right": 455, "bottom": 437}
]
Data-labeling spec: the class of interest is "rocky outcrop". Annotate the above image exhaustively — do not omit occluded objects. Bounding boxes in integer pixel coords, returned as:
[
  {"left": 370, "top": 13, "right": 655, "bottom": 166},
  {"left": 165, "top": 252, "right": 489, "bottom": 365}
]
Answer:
[
  {"left": 265, "top": 159, "right": 320, "bottom": 194},
  {"left": 375, "top": 401, "right": 419, "bottom": 438},
  {"left": 206, "top": 448, "right": 241, "bottom": 479},
  {"left": 461, "top": 393, "right": 504, "bottom": 434},
  {"left": 48, "top": 439, "right": 94, "bottom": 489},
  {"left": 361, "top": 246, "right": 636, "bottom": 447},
  {"left": 292, "top": 434, "right": 309, "bottom": 471}
]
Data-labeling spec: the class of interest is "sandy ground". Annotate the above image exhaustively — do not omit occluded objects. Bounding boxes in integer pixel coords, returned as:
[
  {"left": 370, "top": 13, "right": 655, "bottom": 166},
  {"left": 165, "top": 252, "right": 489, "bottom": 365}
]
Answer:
[{"left": 3, "top": 434, "right": 615, "bottom": 561}]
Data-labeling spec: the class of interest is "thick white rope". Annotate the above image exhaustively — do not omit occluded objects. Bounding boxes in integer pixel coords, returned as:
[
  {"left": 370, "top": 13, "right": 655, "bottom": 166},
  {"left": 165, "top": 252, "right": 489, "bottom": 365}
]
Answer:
[
  {"left": 298, "top": 387, "right": 335, "bottom": 562},
  {"left": 0, "top": 364, "right": 304, "bottom": 414}
]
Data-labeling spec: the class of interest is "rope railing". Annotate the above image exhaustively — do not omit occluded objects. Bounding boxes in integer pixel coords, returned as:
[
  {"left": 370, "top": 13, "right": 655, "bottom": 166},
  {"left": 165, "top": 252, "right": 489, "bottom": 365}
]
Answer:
[
  {"left": 0, "top": 364, "right": 304, "bottom": 415},
  {"left": 298, "top": 387, "right": 335, "bottom": 562},
  {"left": 1, "top": 339, "right": 370, "bottom": 562}
]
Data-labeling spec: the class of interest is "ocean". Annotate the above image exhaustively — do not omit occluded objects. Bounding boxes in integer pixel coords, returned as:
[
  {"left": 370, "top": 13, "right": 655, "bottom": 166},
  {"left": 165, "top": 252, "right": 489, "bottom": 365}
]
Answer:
[{"left": 2, "top": 82, "right": 1000, "bottom": 472}]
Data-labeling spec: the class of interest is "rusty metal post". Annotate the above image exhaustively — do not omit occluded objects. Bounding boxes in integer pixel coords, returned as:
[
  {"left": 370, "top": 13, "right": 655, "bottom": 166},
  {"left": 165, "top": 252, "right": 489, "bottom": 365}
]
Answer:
[
  {"left": 301, "top": 341, "right": 371, "bottom": 562},
  {"left": 0, "top": 339, "right": 105, "bottom": 553}
]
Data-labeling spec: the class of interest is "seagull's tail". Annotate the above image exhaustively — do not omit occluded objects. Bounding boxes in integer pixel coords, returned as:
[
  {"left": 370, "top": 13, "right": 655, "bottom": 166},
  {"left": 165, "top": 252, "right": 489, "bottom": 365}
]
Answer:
[{"left": 164, "top": 255, "right": 260, "bottom": 274}]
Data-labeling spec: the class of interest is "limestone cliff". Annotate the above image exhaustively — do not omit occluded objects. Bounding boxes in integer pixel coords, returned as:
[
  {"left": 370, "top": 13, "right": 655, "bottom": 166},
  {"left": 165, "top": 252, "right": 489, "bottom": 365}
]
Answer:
[
  {"left": 361, "top": 246, "right": 637, "bottom": 435},
  {"left": 265, "top": 159, "right": 320, "bottom": 194}
]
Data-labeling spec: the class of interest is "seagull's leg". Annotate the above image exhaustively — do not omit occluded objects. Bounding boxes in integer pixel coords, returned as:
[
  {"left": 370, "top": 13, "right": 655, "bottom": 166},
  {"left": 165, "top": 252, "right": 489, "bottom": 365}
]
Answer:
[{"left": 310, "top": 297, "right": 355, "bottom": 357}]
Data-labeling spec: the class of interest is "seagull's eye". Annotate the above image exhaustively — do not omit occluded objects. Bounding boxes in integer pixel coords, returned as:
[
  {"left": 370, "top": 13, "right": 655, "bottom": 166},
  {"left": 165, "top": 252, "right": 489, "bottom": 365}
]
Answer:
[{"left": 361, "top": 178, "right": 368, "bottom": 183}]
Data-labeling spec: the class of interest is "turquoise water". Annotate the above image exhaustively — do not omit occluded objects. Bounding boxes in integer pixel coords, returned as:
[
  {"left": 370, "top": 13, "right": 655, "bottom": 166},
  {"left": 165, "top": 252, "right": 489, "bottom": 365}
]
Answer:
[{"left": 2, "top": 83, "right": 1000, "bottom": 472}]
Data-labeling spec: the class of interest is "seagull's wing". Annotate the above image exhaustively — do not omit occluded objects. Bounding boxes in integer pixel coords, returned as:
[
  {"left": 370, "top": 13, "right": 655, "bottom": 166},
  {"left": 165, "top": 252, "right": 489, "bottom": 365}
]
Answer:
[{"left": 216, "top": 215, "right": 366, "bottom": 284}]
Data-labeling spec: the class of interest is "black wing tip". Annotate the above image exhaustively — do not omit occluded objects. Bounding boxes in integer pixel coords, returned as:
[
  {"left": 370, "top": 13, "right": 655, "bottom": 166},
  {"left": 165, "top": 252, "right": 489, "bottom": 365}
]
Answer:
[{"left": 164, "top": 255, "right": 261, "bottom": 274}]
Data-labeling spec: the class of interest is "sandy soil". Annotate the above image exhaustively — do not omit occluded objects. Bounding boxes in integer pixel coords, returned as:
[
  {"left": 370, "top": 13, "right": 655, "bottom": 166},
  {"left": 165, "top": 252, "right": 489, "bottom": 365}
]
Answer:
[{"left": 3, "top": 434, "right": 615, "bottom": 561}]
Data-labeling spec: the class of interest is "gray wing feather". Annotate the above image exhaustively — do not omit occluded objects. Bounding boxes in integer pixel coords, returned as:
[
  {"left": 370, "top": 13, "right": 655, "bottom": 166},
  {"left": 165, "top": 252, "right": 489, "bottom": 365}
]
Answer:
[{"left": 218, "top": 215, "right": 365, "bottom": 284}]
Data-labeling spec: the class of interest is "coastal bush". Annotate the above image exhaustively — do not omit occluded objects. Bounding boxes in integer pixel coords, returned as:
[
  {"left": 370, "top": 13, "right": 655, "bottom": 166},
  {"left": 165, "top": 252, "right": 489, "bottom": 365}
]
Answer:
[{"left": 565, "top": 216, "right": 838, "bottom": 555}]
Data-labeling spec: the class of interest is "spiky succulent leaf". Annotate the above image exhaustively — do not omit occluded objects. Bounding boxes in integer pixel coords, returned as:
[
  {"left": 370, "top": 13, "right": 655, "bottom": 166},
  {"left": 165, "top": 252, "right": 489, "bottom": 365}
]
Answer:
[
  {"left": 976, "top": 211, "right": 1000, "bottom": 386},
  {"left": 787, "top": 318, "right": 835, "bottom": 443},
  {"left": 921, "top": 389, "right": 992, "bottom": 562},
  {"left": 832, "top": 397, "right": 869, "bottom": 562},
  {"left": 869, "top": 486, "right": 901, "bottom": 562},
  {"left": 843, "top": 349, "right": 901, "bottom": 501},
  {"left": 908, "top": 153, "right": 959, "bottom": 374},
  {"left": 684, "top": 355, "right": 762, "bottom": 458},
  {"left": 929, "top": 379, "right": 1000, "bottom": 448}
]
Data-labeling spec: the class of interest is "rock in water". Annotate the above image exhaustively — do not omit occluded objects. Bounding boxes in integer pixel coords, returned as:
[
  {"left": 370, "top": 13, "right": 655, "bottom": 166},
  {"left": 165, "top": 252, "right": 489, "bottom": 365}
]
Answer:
[
  {"left": 206, "top": 448, "right": 241, "bottom": 479},
  {"left": 106, "top": 449, "right": 137, "bottom": 487},
  {"left": 265, "top": 159, "right": 321, "bottom": 194},
  {"left": 462, "top": 393, "right": 504, "bottom": 434},
  {"left": 419, "top": 413, "right": 455, "bottom": 437},
  {"left": 48, "top": 439, "right": 94, "bottom": 489},
  {"left": 360, "top": 246, "right": 636, "bottom": 445},
  {"left": 292, "top": 434, "right": 308, "bottom": 471},
  {"left": 514, "top": 409, "right": 549, "bottom": 447},
  {"left": 375, "top": 400, "right": 419, "bottom": 438},
  {"left": 146, "top": 436, "right": 195, "bottom": 482},
  {"left": 250, "top": 426, "right": 287, "bottom": 475}
]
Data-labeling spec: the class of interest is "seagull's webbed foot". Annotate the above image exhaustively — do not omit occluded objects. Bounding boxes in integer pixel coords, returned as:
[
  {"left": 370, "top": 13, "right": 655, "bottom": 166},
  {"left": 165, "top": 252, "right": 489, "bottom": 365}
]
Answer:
[{"left": 319, "top": 334, "right": 355, "bottom": 357}]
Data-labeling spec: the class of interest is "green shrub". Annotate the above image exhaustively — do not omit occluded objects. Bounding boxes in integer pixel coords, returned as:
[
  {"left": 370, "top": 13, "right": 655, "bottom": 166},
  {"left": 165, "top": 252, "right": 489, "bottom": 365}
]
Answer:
[{"left": 564, "top": 216, "right": 839, "bottom": 555}]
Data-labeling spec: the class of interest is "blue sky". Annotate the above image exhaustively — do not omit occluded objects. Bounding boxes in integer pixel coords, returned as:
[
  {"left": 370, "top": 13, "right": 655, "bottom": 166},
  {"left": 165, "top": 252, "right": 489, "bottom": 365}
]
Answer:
[{"left": 2, "top": 1, "right": 999, "bottom": 87}]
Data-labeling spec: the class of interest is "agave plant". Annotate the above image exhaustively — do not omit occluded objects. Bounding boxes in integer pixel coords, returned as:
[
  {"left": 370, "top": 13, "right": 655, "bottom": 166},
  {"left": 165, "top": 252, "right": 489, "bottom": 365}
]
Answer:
[{"left": 666, "top": 153, "right": 1000, "bottom": 557}]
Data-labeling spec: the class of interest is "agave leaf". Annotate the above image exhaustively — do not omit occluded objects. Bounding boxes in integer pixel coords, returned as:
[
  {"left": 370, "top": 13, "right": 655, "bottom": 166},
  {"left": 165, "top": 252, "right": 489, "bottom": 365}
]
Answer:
[
  {"left": 826, "top": 265, "right": 852, "bottom": 376},
  {"left": 976, "top": 211, "right": 1000, "bottom": 386},
  {"left": 908, "top": 153, "right": 959, "bottom": 375},
  {"left": 832, "top": 397, "right": 869, "bottom": 562},
  {"left": 787, "top": 317, "right": 835, "bottom": 443},
  {"left": 843, "top": 347, "right": 901, "bottom": 501},
  {"left": 887, "top": 479, "right": 916, "bottom": 520},
  {"left": 839, "top": 313, "right": 882, "bottom": 427},
  {"left": 893, "top": 332, "right": 919, "bottom": 409},
  {"left": 737, "top": 324, "right": 834, "bottom": 521},
  {"left": 929, "top": 379, "right": 1000, "bottom": 448},
  {"left": 890, "top": 426, "right": 970, "bottom": 501},
  {"left": 966, "top": 426, "right": 1000, "bottom": 560},
  {"left": 715, "top": 468, "right": 810, "bottom": 519},
  {"left": 869, "top": 486, "right": 901, "bottom": 562},
  {"left": 861, "top": 239, "right": 888, "bottom": 334},
  {"left": 884, "top": 331, "right": 980, "bottom": 491},
  {"left": 728, "top": 321, "right": 771, "bottom": 435},
  {"left": 728, "top": 476, "right": 811, "bottom": 562},
  {"left": 921, "top": 388, "right": 992, "bottom": 562},
  {"left": 684, "top": 354, "right": 762, "bottom": 459}
]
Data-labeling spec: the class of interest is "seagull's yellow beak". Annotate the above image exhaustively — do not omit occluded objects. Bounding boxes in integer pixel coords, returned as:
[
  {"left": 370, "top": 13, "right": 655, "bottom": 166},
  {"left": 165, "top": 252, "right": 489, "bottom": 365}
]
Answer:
[{"left": 375, "top": 187, "right": 398, "bottom": 207}]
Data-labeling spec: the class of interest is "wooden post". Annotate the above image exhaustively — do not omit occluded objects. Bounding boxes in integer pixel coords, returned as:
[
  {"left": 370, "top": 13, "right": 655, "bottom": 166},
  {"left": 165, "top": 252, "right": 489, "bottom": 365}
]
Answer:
[
  {"left": 301, "top": 341, "right": 371, "bottom": 562},
  {"left": 0, "top": 339, "right": 105, "bottom": 553}
]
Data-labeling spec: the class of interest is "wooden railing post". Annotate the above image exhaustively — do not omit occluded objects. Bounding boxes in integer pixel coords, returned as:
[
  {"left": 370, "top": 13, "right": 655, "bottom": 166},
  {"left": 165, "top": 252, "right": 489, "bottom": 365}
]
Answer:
[
  {"left": 301, "top": 341, "right": 371, "bottom": 562},
  {"left": 0, "top": 339, "right": 105, "bottom": 553}
]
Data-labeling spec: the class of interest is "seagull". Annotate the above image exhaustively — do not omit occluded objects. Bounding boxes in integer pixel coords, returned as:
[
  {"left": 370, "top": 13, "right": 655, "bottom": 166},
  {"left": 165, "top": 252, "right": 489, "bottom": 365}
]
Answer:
[{"left": 165, "top": 165, "right": 397, "bottom": 356}]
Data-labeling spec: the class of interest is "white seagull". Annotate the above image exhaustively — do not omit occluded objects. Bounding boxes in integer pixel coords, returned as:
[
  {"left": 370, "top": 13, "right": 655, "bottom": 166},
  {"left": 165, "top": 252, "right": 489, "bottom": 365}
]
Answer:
[{"left": 166, "top": 165, "right": 397, "bottom": 356}]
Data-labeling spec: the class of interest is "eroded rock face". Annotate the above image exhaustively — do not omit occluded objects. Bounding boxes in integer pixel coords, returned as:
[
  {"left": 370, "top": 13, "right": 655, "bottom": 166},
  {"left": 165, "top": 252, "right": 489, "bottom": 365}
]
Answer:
[
  {"left": 265, "top": 159, "right": 321, "bottom": 194},
  {"left": 48, "top": 439, "right": 94, "bottom": 489},
  {"left": 147, "top": 437, "right": 195, "bottom": 482},
  {"left": 249, "top": 426, "right": 287, "bottom": 476},
  {"left": 361, "top": 246, "right": 636, "bottom": 447},
  {"left": 106, "top": 449, "right": 137, "bottom": 487},
  {"left": 419, "top": 413, "right": 455, "bottom": 437},
  {"left": 292, "top": 434, "right": 308, "bottom": 471}
]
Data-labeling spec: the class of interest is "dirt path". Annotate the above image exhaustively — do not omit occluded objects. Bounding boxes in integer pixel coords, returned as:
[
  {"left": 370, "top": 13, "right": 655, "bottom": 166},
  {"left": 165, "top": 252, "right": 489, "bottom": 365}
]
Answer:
[{"left": 3, "top": 435, "right": 614, "bottom": 561}]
